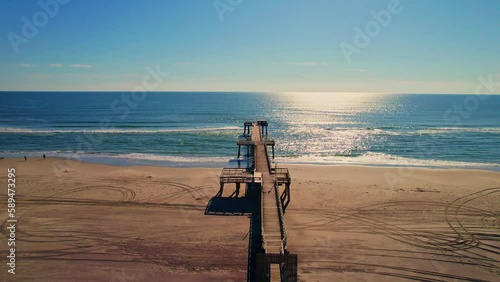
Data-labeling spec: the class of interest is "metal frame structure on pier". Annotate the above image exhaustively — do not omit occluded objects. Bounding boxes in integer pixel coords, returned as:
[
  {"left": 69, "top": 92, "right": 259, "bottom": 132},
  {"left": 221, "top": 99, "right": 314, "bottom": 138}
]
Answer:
[{"left": 218, "top": 121, "right": 296, "bottom": 282}]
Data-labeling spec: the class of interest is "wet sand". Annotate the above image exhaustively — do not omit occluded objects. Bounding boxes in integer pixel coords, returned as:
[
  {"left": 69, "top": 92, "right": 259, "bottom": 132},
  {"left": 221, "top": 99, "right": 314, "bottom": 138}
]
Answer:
[{"left": 0, "top": 158, "right": 499, "bottom": 281}]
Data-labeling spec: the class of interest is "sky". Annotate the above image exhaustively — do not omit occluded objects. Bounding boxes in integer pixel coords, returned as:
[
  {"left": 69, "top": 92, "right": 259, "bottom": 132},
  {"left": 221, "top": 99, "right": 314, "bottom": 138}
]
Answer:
[{"left": 0, "top": 0, "right": 499, "bottom": 93}]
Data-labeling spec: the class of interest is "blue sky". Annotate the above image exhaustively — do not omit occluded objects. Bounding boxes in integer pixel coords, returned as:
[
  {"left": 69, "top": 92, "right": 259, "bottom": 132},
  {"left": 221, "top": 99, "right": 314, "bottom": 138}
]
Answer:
[{"left": 0, "top": 0, "right": 498, "bottom": 93}]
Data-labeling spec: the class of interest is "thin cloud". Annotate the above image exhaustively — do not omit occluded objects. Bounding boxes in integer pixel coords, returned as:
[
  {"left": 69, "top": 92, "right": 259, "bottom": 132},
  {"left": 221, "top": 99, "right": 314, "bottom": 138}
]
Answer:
[
  {"left": 28, "top": 73, "right": 59, "bottom": 79},
  {"left": 50, "top": 64, "right": 63, "bottom": 67},
  {"left": 28, "top": 72, "right": 110, "bottom": 79},
  {"left": 289, "top": 62, "right": 328, "bottom": 66},
  {"left": 70, "top": 64, "right": 92, "bottom": 68},
  {"left": 380, "top": 79, "right": 467, "bottom": 88},
  {"left": 346, "top": 69, "right": 368, "bottom": 72},
  {"left": 174, "top": 62, "right": 191, "bottom": 65},
  {"left": 65, "top": 72, "right": 110, "bottom": 79},
  {"left": 18, "top": 64, "right": 36, "bottom": 67}
]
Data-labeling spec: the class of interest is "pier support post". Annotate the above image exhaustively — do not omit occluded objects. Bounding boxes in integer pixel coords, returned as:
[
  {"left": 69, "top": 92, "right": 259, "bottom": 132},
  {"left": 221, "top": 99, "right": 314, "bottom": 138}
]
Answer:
[
  {"left": 238, "top": 145, "right": 241, "bottom": 159},
  {"left": 284, "top": 183, "right": 290, "bottom": 211},
  {"left": 281, "top": 183, "right": 291, "bottom": 212},
  {"left": 219, "top": 183, "right": 224, "bottom": 197},
  {"left": 246, "top": 145, "right": 250, "bottom": 158}
]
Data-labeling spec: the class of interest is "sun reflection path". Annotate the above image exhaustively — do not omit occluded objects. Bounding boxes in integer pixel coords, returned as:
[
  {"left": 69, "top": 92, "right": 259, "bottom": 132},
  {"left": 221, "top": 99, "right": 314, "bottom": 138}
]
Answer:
[{"left": 267, "top": 92, "right": 393, "bottom": 160}]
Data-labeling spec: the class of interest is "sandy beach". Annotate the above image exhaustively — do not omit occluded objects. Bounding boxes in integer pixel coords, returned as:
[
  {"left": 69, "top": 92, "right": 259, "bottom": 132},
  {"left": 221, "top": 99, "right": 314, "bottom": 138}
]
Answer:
[{"left": 0, "top": 158, "right": 499, "bottom": 281}]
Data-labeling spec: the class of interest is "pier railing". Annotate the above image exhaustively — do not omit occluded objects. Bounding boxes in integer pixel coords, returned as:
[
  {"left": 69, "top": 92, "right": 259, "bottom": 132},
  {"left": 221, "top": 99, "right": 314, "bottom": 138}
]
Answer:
[
  {"left": 261, "top": 180, "right": 267, "bottom": 251},
  {"left": 220, "top": 168, "right": 261, "bottom": 183},
  {"left": 276, "top": 183, "right": 287, "bottom": 252},
  {"left": 264, "top": 145, "right": 272, "bottom": 173},
  {"left": 274, "top": 168, "right": 291, "bottom": 185}
]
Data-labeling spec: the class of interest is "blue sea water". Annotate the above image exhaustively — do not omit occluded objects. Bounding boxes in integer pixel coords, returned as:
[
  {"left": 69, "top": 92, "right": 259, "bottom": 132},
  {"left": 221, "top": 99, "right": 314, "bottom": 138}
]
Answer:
[{"left": 0, "top": 92, "right": 499, "bottom": 169}]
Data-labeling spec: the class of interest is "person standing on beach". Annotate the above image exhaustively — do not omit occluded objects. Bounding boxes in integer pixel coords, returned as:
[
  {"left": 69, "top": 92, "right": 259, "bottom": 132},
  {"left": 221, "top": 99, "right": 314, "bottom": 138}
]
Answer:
[
  {"left": 43, "top": 154, "right": 46, "bottom": 160},
  {"left": 24, "top": 155, "right": 27, "bottom": 161}
]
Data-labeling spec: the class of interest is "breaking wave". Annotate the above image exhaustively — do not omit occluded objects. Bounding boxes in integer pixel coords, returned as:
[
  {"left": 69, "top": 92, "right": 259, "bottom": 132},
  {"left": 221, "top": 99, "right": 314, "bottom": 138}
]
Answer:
[{"left": 0, "top": 126, "right": 241, "bottom": 134}]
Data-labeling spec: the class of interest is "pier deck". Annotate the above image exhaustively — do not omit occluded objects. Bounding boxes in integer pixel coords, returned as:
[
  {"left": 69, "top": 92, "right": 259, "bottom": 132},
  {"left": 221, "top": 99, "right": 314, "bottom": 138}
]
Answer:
[
  {"left": 253, "top": 125, "right": 285, "bottom": 255},
  {"left": 217, "top": 121, "right": 296, "bottom": 281}
]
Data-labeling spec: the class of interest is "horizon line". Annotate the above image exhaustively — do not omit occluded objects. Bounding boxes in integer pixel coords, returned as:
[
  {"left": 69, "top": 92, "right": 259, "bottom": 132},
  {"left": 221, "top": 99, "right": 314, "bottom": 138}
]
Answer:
[{"left": 1, "top": 90, "right": 499, "bottom": 95}]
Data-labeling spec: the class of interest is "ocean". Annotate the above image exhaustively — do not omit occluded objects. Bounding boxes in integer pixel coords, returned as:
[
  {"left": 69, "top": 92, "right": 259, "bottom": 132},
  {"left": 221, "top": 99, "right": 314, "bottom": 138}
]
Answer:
[{"left": 1, "top": 92, "right": 499, "bottom": 170}]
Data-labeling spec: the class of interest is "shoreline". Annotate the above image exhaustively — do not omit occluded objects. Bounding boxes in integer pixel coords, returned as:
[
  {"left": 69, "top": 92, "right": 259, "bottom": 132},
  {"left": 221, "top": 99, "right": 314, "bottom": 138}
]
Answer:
[{"left": 1, "top": 155, "right": 499, "bottom": 172}]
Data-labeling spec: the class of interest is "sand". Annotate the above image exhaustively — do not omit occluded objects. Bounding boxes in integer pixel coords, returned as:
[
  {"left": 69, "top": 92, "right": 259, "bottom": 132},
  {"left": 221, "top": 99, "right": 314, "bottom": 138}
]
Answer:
[{"left": 0, "top": 158, "right": 499, "bottom": 281}]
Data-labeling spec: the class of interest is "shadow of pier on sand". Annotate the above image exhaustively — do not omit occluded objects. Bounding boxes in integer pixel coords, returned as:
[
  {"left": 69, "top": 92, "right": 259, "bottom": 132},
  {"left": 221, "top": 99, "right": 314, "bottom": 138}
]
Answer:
[
  {"left": 204, "top": 184, "right": 260, "bottom": 216},
  {"left": 204, "top": 184, "right": 263, "bottom": 281}
]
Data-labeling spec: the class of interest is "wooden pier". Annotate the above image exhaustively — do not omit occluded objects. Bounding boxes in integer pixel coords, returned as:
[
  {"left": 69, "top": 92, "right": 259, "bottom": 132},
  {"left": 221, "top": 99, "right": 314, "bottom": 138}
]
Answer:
[{"left": 218, "top": 121, "right": 297, "bottom": 282}]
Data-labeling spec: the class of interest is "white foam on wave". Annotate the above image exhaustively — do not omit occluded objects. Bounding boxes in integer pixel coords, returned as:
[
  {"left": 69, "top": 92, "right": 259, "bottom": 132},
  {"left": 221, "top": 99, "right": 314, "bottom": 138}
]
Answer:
[
  {"left": 415, "top": 127, "right": 500, "bottom": 134},
  {"left": 322, "top": 126, "right": 500, "bottom": 136},
  {"left": 322, "top": 127, "right": 405, "bottom": 137},
  {"left": 0, "top": 151, "right": 228, "bottom": 163},
  {"left": 0, "top": 126, "right": 241, "bottom": 134},
  {"left": 278, "top": 152, "right": 499, "bottom": 169},
  {"left": 2, "top": 151, "right": 497, "bottom": 170},
  {"left": 2, "top": 126, "right": 498, "bottom": 136},
  {"left": 109, "top": 153, "right": 229, "bottom": 163}
]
